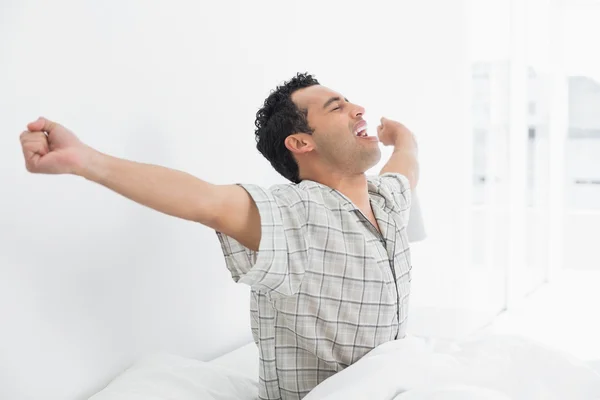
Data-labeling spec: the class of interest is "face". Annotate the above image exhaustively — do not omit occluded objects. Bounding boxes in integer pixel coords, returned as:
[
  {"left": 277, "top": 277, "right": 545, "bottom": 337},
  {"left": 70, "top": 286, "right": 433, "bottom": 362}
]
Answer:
[{"left": 289, "top": 85, "right": 381, "bottom": 176}]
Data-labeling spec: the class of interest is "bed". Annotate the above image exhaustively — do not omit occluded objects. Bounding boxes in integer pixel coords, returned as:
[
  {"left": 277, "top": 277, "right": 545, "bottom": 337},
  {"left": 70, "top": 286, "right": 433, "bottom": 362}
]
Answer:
[
  {"left": 89, "top": 342, "right": 260, "bottom": 400},
  {"left": 90, "top": 334, "right": 600, "bottom": 400}
]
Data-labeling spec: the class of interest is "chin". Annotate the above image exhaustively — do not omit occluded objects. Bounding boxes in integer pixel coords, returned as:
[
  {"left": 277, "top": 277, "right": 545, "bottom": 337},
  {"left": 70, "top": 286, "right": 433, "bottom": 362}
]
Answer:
[
  {"left": 367, "top": 150, "right": 382, "bottom": 168},
  {"left": 356, "top": 152, "right": 382, "bottom": 174}
]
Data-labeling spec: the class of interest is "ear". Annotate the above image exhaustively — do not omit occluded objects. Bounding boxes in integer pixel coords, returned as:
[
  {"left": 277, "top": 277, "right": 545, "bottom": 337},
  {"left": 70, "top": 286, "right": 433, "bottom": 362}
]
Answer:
[{"left": 284, "top": 133, "right": 315, "bottom": 155}]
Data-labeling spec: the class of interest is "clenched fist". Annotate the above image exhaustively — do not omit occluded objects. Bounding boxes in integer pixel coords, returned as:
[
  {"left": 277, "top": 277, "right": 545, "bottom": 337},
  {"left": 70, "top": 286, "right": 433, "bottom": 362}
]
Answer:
[
  {"left": 20, "top": 117, "right": 92, "bottom": 175},
  {"left": 376, "top": 117, "right": 417, "bottom": 150}
]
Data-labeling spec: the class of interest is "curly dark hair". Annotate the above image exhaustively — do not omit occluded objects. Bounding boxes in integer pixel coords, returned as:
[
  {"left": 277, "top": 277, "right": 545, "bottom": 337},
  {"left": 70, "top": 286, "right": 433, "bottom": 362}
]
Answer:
[{"left": 255, "top": 72, "right": 320, "bottom": 183}]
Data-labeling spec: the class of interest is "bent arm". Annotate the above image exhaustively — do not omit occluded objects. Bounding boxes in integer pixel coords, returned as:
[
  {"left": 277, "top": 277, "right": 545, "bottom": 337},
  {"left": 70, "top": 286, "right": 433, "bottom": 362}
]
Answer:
[
  {"left": 379, "top": 147, "right": 419, "bottom": 190},
  {"left": 376, "top": 118, "right": 419, "bottom": 189}
]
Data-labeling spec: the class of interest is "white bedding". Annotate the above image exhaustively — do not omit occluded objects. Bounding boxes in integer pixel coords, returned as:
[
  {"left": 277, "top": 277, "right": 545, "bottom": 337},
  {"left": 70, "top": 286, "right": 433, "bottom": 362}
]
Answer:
[
  {"left": 304, "top": 334, "right": 600, "bottom": 400},
  {"left": 89, "top": 345, "right": 259, "bottom": 400},
  {"left": 90, "top": 335, "right": 600, "bottom": 400},
  {"left": 209, "top": 342, "right": 259, "bottom": 379}
]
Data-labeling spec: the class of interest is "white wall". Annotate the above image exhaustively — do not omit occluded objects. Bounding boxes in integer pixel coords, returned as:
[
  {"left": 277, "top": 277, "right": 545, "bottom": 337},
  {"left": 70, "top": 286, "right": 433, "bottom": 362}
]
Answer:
[{"left": 0, "top": 0, "right": 472, "bottom": 399}]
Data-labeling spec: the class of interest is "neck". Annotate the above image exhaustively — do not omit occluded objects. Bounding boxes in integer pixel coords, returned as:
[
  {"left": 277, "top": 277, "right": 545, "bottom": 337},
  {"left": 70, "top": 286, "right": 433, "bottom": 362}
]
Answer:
[{"left": 309, "top": 172, "right": 371, "bottom": 210}]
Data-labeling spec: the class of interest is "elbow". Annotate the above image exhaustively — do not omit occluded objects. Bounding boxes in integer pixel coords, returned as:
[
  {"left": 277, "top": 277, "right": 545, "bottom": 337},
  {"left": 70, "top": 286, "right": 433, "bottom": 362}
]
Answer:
[
  {"left": 410, "top": 163, "right": 420, "bottom": 190},
  {"left": 190, "top": 185, "right": 226, "bottom": 229},
  {"left": 193, "top": 198, "right": 222, "bottom": 229}
]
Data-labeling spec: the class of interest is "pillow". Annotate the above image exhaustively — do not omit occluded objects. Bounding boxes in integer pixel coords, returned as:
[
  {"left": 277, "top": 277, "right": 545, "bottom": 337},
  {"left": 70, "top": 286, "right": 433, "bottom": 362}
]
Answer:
[{"left": 89, "top": 353, "right": 258, "bottom": 400}]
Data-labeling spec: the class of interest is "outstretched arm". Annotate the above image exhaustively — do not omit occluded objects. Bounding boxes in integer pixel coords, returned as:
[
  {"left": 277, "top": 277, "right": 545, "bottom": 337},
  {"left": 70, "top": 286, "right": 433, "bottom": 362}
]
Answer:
[
  {"left": 377, "top": 117, "right": 419, "bottom": 189},
  {"left": 19, "top": 117, "right": 261, "bottom": 251}
]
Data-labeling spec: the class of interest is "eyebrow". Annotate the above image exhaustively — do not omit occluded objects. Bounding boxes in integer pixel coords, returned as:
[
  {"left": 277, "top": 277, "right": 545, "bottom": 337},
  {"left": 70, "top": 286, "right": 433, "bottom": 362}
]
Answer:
[{"left": 322, "top": 96, "right": 349, "bottom": 110}]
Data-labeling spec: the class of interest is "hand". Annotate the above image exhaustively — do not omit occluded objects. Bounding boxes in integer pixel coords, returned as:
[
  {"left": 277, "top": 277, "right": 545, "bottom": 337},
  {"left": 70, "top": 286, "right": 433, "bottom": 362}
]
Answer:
[
  {"left": 20, "top": 117, "right": 93, "bottom": 175},
  {"left": 376, "top": 117, "right": 417, "bottom": 150}
]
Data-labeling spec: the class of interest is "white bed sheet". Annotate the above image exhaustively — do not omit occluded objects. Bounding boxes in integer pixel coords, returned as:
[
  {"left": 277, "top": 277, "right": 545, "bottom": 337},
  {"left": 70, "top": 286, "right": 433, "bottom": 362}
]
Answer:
[
  {"left": 90, "top": 337, "right": 600, "bottom": 400},
  {"left": 89, "top": 343, "right": 259, "bottom": 400},
  {"left": 209, "top": 341, "right": 259, "bottom": 380},
  {"left": 304, "top": 334, "right": 600, "bottom": 400}
]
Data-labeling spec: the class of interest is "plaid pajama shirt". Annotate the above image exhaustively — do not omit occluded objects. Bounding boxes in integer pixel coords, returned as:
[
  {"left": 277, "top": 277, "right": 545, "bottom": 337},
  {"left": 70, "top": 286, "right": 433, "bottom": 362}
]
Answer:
[{"left": 216, "top": 173, "right": 412, "bottom": 400}]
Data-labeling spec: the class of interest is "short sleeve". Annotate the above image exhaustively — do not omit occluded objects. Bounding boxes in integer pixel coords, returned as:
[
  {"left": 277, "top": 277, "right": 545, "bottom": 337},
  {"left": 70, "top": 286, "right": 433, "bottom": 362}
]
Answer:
[
  {"left": 215, "top": 183, "right": 308, "bottom": 298},
  {"left": 369, "top": 172, "right": 412, "bottom": 228}
]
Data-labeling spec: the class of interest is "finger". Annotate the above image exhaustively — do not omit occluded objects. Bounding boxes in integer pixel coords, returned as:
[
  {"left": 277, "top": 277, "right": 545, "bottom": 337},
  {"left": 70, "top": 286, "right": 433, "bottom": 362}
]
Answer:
[
  {"left": 27, "top": 116, "right": 58, "bottom": 134},
  {"left": 20, "top": 131, "right": 47, "bottom": 143},
  {"left": 20, "top": 131, "right": 49, "bottom": 157},
  {"left": 22, "top": 141, "right": 49, "bottom": 170},
  {"left": 22, "top": 143, "right": 43, "bottom": 161},
  {"left": 20, "top": 134, "right": 49, "bottom": 155}
]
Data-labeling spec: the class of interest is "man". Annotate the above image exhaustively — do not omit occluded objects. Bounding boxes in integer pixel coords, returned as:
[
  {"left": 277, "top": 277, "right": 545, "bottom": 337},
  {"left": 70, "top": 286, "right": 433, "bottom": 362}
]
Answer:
[{"left": 19, "top": 72, "right": 418, "bottom": 399}]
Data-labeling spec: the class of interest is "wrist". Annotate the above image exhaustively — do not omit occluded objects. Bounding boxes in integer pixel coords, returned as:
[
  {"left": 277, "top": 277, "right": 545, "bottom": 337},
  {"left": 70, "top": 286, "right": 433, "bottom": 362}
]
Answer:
[
  {"left": 392, "top": 141, "right": 418, "bottom": 155},
  {"left": 75, "top": 146, "right": 105, "bottom": 180},
  {"left": 391, "top": 131, "right": 417, "bottom": 151}
]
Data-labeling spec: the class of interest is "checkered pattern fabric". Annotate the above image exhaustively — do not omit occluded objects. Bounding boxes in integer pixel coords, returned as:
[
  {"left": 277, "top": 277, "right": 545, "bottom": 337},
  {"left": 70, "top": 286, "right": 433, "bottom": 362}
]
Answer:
[{"left": 216, "top": 173, "right": 412, "bottom": 399}]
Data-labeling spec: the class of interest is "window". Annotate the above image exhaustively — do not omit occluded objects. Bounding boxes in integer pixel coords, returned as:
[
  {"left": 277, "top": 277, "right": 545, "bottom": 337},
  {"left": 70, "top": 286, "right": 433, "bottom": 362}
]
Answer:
[{"left": 566, "top": 75, "right": 600, "bottom": 210}]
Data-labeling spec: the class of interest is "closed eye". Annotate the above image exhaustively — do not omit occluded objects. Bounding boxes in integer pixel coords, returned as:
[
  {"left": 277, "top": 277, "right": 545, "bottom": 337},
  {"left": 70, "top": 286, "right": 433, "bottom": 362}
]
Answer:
[{"left": 323, "top": 96, "right": 349, "bottom": 112}]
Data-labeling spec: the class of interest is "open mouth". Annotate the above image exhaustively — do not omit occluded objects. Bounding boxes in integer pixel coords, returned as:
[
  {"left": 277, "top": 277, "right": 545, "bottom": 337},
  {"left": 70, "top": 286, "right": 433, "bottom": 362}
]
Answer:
[
  {"left": 353, "top": 121, "right": 377, "bottom": 140},
  {"left": 354, "top": 121, "right": 369, "bottom": 137},
  {"left": 355, "top": 128, "right": 368, "bottom": 137}
]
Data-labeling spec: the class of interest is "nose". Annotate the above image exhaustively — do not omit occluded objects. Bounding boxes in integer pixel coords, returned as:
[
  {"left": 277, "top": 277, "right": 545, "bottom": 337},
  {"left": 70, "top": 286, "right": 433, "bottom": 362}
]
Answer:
[{"left": 350, "top": 103, "right": 365, "bottom": 119}]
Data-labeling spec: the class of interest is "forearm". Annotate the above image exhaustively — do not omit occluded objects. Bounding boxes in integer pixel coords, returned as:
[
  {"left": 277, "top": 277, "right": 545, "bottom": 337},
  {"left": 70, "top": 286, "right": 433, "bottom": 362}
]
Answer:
[
  {"left": 380, "top": 145, "right": 419, "bottom": 189},
  {"left": 78, "top": 149, "right": 221, "bottom": 225}
]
